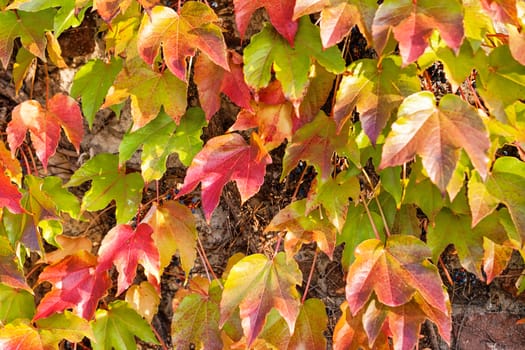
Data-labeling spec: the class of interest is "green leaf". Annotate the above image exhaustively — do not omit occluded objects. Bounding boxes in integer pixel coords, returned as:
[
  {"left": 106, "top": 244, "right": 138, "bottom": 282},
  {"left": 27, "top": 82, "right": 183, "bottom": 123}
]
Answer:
[
  {"left": 477, "top": 46, "right": 525, "bottom": 121},
  {"left": 66, "top": 153, "right": 144, "bottom": 224},
  {"left": 12, "top": 47, "right": 35, "bottom": 95},
  {"left": 0, "top": 9, "right": 54, "bottom": 69},
  {"left": 244, "top": 17, "right": 344, "bottom": 103},
  {"left": 36, "top": 310, "right": 94, "bottom": 347},
  {"left": 0, "top": 284, "right": 35, "bottom": 324},
  {"left": 220, "top": 252, "right": 302, "bottom": 347},
  {"left": 92, "top": 300, "right": 158, "bottom": 350},
  {"left": 71, "top": 58, "right": 123, "bottom": 128},
  {"left": 120, "top": 107, "right": 205, "bottom": 181},
  {"left": 171, "top": 280, "right": 222, "bottom": 349},
  {"left": 334, "top": 56, "right": 420, "bottom": 144}
]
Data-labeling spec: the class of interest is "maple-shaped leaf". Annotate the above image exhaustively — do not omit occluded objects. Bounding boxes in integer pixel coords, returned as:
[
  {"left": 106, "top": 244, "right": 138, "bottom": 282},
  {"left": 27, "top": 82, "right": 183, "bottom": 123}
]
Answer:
[
  {"left": 142, "top": 200, "right": 197, "bottom": 277},
  {"left": 282, "top": 111, "right": 348, "bottom": 182},
  {"left": 0, "top": 172, "right": 23, "bottom": 214},
  {"left": 230, "top": 81, "right": 295, "bottom": 151},
  {"left": 220, "top": 252, "right": 302, "bottom": 347},
  {"left": 0, "top": 8, "right": 54, "bottom": 69},
  {"left": 43, "top": 234, "right": 93, "bottom": 265},
  {"left": 137, "top": 2, "right": 228, "bottom": 82},
  {"left": 95, "top": 0, "right": 158, "bottom": 22},
  {"left": 103, "top": 59, "right": 187, "bottom": 130},
  {"left": 7, "top": 93, "right": 84, "bottom": 170},
  {"left": 119, "top": 108, "right": 206, "bottom": 181},
  {"left": 0, "top": 319, "right": 43, "bottom": 349},
  {"left": 36, "top": 310, "right": 95, "bottom": 348},
  {"left": 0, "top": 284, "right": 34, "bottom": 324},
  {"left": 372, "top": 0, "right": 464, "bottom": 64},
  {"left": 428, "top": 207, "right": 509, "bottom": 279},
  {"left": 172, "top": 279, "right": 223, "bottom": 349},
  {"left": 176, "top": 133, "right": 272, "bottom": 221},
  {"left": 34, "top": 250, "right": 111, "bottom": 320},
  {"left": 71, "top": 57, "right": 123, "bottom": 127},
  {"left": 479, "top": 0, "right": 519, "bottom": 25},
  {"left": 244, "top": 17, "right": 345, "bottom": 104},
  {"left": 97, "top": 223, "right": 160, "bottom": 295},
  {"left": 476, "top": 46, "right": 525, "bottom": 121},
  {"left": 265, "top": 199, "right": 338, "bottom": 259},
  {"left": 194, "top": 51, "right": 252, "bottom": 120},
  {"left": 333, "top": 56, "right": 420, "bottom": 144},
  {"left": 483, "top": 236, "right": 515, "bottom": 284},
  {"left": 380, "top": 92, "right": 490, "bottom": 193},
  {"left": 66, "top": 153, "right": 144, "bottom": 224},
  {"left": 346, "top": 235, "right": 450, "bottom": 319},
  {"left": 294, "top": 0, "right": 378, "bottom": 47},
  {"left": 333, "top": 301, "right": 389, "bottom": 350},
  {"left": 258, "top": 298, "right": 328, "bottom": 349},
  {"left": 468, "top": 157, "right": 525, "bottom": 242},
  {"left": 91, "top": 300, "right": 158, "bottom": 350},
  {"left": 125, "top": 281, "right": 160, "bottom": 323},
  {"left": 234, "top": 0, "right": 297, "bottom": 45},
  {"left": 362, "top": 294, "right": 451, "bottom": 350}
]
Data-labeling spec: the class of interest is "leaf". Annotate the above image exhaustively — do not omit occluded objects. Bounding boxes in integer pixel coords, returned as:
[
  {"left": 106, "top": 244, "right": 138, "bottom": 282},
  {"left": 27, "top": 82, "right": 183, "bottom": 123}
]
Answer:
[
  {"left": 34, "top": 250, "right": 111, "bottom": 320},
  {"left": 0, "top": 284, "right": 34, "bottom": 324},
  {"left": 479, "top": 0, "right": 519, "bottom": 25},
  {"left": 103, "top": 60, "right": 188, "bottom": 130},
  {"left": 333, "top": 56, "right": 421, "bottom": 144},
  {"left": 306, "top": 172, "right": 361, "bottom": 232},
  {"left": 282, "top": 111, "right": 348, "bottom": 182},
  {"left": 71, "top": 58, "right": 123, "bottom": 127},
  {"left": 476, "top": 157, "right": 525, "bottom": 241},
  {"left": 483, "top": 236, "right": 515, "bottom": 284},
  {"left": 220, "top": 252, "right": 302, "bottom": 347},
  {"left": 125, "top": 281, "right": 160, "bottom": 323},
  {"left": 13, "top": 47, "right": 35, "bottom": 95},
  {"left": 142, "top": 200, "right": 197, "bottom": 277},
  {"left": 259, "top": 298, "right": 328, "bottom": 349},
  {"left": 294, "top": 0, "right": 378, "bottom": 47},
  {"left": 43, "top": 234, "right": 93, "bottom": 264},
  {"left": 234, "top": 0, "right": 297, "bottom": 45},
  {"left": 372, "top": 0, "right": 464, "bottom": 64},
  {"left": 346, "top": 235, "right": 450, "bottom": 319},
  {"left": 0, "top": 173, "right": 23, "bottom": 215},
  {"left": 36, "top": 310, "right": 95, "bottom": 348},
  {"left": 265, "top": 199, "right": 338, "bottom": 259},
  {"left": 0, "top": 319, "right": 43, "bottom": 350},
  {"left": 95, "top": 0, "right": 158, "bottom": 22},
  {"left": 66, "top": 153, "right": 144, "bottom": 224},
  {"left": 244, "top": 18, "right": 345, "bottom": 104},
  {"left": 380, "top": 92, "right": 490, "bottom": 193},
  {"left": 119, "top": 108, "right": 206, "bottom": 182},
  {"left": 97, "top": 223, "right": 160, "bottom": 295},
  {"left": 176, "top": 133, "right": 272, "bottom": 221},
  {"left": 428, "top": 208, "right": 509, "bottom": 279},
  {"left": 476, "top": 46, "right": 525, "bottom": 121},
  {"left": 194, "top": 51, "right": 252, "bottom": 120},
  {"left": 137, "top": 3, "right": 228, "bottom": 82},
  {"left": 299, "top": 64, "right": 336, "bottom": 122},
  {"left": 0, "top": 9, "right": 54, "bottom": 69},
  {"left": 7, "top": 93, "right": 84, "bottom": 170},
  {"left": 172, "top": 280, "right": 222, "bottom": 349},
  {"left": 92, "top": 300, "right": 158, "bottom": 350}
]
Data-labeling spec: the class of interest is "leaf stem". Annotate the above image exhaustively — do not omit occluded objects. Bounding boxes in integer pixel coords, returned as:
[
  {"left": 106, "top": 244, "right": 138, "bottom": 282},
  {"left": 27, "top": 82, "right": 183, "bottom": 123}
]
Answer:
[
  {"left": 301, "top": 248, "right": 318, "bottom": 304},
  {"left": 360, "top": 193, "right": 381, "bottom": 241},
  {"left": 196, "top": 234, "right": 223, "bottom": 289},
  {"left": 151, "top": 325, "right": 168, "bottom": 350},
  {"left": 361, "top": 168, "right": 391, "bottom": 237},
  {"left": 291, "top": 164, "right": 308, "bottom": 201}
]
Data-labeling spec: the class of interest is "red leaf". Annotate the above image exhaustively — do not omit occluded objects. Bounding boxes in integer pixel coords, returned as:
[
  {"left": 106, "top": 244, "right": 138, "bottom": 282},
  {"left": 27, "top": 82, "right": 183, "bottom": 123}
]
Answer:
[
  {"left": 138, "top": 3, "right": 228, "bottom": 81},
  {"left": 0, "top": 172, "right": 23, "bottom": 214},
  {"left": 234, "top": 0, "right": 298, "bottom": 45},
  {"left": 34, "top": 250, "right": 110, "bottom": 321},
  {"left": 97, "top": 223, "right": 160, "bottom": 295},
  {"left": 480, "top": 0, "right": 519, "bottom": 25},
  {"left": 176, "top": 133, "right": 271, "bottom": 221},
  {"left": 373, "top": 0, "right": 464, "bottom": 64},
  {"left": 95, "top": 0, "right": 159, "bottom": 22},
  {"left": 6, "top": 94, "right": 83, "bottom": 170},
  {"left": 194, "top": 51, "right": 252, "bottom": 120}
]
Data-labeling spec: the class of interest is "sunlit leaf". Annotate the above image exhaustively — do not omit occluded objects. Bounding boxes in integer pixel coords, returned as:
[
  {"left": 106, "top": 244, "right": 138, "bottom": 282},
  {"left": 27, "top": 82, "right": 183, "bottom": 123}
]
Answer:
[{"left": 125, "top": 281, "right": 160, "bottom": 323}]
